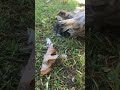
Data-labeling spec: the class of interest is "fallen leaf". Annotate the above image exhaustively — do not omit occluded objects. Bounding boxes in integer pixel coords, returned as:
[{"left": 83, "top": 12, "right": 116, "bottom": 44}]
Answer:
[
  {"left": 40, "top": 38, "right": 67, "bottom": 75},
  {"left": 40, "top": 41, "right": 59, "bottom": 75},
  {"left": 40, "top": 68, "right": 52, "bottom": 75}
]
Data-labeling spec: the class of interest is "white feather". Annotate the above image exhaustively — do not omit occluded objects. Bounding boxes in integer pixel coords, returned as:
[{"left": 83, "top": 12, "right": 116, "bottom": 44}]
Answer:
[{"left": 46, "top": 38, "right": 52, "bottom": 46}]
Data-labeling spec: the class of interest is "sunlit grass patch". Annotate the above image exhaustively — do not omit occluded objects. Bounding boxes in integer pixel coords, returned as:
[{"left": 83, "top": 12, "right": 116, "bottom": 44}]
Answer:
[{"left": 35, "top": 0, "right": 85, "bottom": 89}]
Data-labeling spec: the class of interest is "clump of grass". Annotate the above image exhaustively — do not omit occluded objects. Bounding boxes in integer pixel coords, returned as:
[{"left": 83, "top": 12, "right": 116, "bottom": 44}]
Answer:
[{"left": 35, "top": 0, "right": 85, "bottom": 89}]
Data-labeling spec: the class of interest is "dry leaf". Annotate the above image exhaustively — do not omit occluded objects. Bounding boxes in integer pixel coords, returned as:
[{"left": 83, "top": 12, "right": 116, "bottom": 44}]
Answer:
[
  {"left": 40, "top": 43, "right": 59, "bottom": 75},
  {"left": 40, "top": 38, "right": 67, "bottom": 75},
  {"left": 41, "top": 68, "right": 52, "bottom": 75}
]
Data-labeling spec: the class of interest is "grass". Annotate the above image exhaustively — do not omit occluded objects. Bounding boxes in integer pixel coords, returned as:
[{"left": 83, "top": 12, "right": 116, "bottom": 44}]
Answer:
[
  {"left": 86, "top": 31, "right": 120, "bottom": 90},
  {"left": 0, "top": 0, "right": 34, "bottom": 89},
  {"left": 35, "top": 0, "right": 85, "bottom": 90},
  {"left": 1, "top": 0, "right": 119, "bottom": 89}
]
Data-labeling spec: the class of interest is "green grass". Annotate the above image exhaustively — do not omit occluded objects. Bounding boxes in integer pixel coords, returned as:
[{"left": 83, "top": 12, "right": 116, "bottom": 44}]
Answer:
[
  {"left": 86, "top": 31, "right": 120, "bottom": 90},
  {"left": 35, "top": 0, "right": 85, "bottom": 90},
  {"left": 0, "top": 0, "right": 34, "bottom": 89},
  {"left": 1, "top": 0, "right": 120, "bottom": 90}
]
